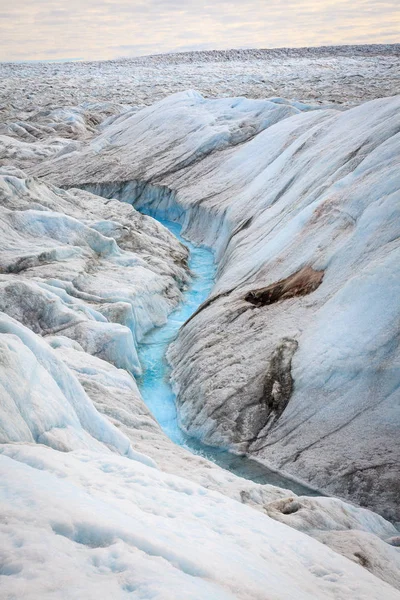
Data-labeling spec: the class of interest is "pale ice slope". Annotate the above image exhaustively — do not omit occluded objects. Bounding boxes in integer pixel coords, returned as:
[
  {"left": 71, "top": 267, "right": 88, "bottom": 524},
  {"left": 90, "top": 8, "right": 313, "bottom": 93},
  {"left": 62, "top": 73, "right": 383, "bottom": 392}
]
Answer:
[
  {"left": 32, "top": 91, "right": 317, "bottom": 185},
  {"left": 35, "top": 90, "right": 400, "bottom": 519},
  {"left": 1, "top": 444, "right": 400, "bottom": 600},
  {"left": 167, "top": 96, "right": 400, "bottom": 521}
]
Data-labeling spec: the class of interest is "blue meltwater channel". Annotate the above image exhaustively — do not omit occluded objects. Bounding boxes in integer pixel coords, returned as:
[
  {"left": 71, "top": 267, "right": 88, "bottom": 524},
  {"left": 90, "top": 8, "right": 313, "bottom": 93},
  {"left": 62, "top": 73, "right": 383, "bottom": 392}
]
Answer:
[
  {"left": 137, "top": 215, "right": 321, "bottom": 495},
  {"left": 137, "top": 217, "right": 214, "bottom": 447}
]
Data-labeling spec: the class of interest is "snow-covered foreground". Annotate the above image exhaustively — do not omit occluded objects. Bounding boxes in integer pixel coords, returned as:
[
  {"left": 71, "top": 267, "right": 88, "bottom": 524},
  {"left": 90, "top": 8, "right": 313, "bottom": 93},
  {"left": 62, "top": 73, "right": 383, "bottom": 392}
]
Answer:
[
  {"left": 1, "top": 47, "right": 400, "bottom": 597},
  {"left": 1, "top": 444, "right": 400, "bottom": 600}
]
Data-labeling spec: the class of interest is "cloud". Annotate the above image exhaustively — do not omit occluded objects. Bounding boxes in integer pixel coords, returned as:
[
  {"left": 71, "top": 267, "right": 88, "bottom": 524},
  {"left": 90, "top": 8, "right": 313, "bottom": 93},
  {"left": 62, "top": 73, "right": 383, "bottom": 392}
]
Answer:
[{"left": 1, "top": 0, "right": 399, "bottom": 61}]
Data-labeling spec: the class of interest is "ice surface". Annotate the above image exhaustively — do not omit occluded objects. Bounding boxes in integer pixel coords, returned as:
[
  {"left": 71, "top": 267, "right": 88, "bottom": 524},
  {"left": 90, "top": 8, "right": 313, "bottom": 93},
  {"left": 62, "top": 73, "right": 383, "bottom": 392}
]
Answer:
[
  {"left": 1, "top": 444, "right": 399, "bottom": 600},
  {"left": 0, "top": 312, "right": 154, "bottom": 466},
  {"left": 1, "top": 48, "right": 400, "bottom": 596},
  {"left": 1, "top": 46, "right": 399, "bottom": 124},
  {"left": 35, "top": 88, "right": 400, "bottom": 520},
  {"left": 0, "top": 159, "right": 315, "bottom": 509},
  {"left": 0, "top": 165, "right": 308, "bottom": 508}
]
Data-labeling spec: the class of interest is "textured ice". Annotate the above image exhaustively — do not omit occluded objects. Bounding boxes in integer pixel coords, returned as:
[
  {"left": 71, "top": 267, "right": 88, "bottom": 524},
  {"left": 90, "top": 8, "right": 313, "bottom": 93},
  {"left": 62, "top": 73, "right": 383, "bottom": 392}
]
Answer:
[
  {"left": 0, "top": 167, "right": 302, "bottom": 505},
  {"left": 1, "top": 46, "right": 399, "bottom": 119},
  {"left": 0, "top": 164, "right": 305, "bottom": 509},
  {"left": 0, "top": 313, "right": 153, "bottom": 466},
  {"left": 1, "top": 47, "right": 400, "bottom": 597},
  {"left": 35, "top": 88, "right": 400, "bottom": 520}
]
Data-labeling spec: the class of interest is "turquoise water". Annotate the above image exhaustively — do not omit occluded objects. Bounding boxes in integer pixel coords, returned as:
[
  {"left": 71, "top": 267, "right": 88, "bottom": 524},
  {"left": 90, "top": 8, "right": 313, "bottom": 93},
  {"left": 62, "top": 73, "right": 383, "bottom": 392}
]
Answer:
[
  {"left": 137, "top": 218, "right": 215, "bottom": 446},
  {"left": 137, "top": 215, "right": 321, "bottom": 495}
]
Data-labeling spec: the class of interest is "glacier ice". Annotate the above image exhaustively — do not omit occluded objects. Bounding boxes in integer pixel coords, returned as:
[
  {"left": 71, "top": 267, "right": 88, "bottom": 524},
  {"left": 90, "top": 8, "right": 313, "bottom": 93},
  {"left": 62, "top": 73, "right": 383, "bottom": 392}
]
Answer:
[
  {"left": 1, "top": 51, "right": 400, "bottom": 597},
  {"left": 34, "top": 89, "right": 400, "bottom": 521}
]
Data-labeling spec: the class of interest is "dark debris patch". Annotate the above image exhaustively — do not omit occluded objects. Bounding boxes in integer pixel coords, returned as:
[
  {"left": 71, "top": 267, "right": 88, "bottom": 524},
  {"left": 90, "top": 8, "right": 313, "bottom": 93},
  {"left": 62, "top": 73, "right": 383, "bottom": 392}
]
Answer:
[{"left": 245, "top": 266, "right": 324, "bottom": 307}]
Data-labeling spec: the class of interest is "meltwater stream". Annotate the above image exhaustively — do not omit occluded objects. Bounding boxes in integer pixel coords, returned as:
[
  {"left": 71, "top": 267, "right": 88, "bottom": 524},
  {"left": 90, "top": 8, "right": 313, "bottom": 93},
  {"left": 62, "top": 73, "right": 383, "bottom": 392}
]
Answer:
[{"left": 137, "top": 216, "right": 320, "bottom": 496}]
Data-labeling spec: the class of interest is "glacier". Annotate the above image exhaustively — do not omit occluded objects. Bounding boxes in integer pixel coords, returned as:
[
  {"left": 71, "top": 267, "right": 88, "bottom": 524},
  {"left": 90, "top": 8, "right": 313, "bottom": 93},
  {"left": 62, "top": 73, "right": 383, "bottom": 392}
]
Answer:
[
  {"left": 34, "top": 89, "right": 400, "bottom": 521},
  {"left": 1, "top": 46, "right": 400, "bottom": 598}
]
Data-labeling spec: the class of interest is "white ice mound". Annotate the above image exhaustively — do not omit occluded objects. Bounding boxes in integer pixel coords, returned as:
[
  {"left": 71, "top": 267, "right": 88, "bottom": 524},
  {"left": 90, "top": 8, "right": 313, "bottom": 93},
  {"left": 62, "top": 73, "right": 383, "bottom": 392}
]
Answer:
[
  {"left": 0, "top": 102, "right": 137, "bottom": 170},
  {"left": 0, "top": 313, "right": 153, "bottom": 467},
  {"left": 0, "top": 173, "right": 189, "bottom": 358},
  {"left": 1, "top": 444, "right": 399, "bottom": 600},
  {"left": 32, "top": 90, "right": 308, "bottom": 187},
  {"left": 34, "top": 90, "right": 400, "bottom": 519},
  {"left": 0, "top": 278, "right": 143, "bottom": 375}
]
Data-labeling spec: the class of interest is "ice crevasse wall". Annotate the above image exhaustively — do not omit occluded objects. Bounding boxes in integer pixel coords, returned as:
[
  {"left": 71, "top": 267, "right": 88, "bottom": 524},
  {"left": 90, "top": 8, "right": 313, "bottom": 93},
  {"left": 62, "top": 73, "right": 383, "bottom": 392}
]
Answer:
[
  {"left": 32, "top": 90, "right": 400, "bottom": 521},
  {"left": 0, "top": 170, "right": 192, "bottom": 460}
]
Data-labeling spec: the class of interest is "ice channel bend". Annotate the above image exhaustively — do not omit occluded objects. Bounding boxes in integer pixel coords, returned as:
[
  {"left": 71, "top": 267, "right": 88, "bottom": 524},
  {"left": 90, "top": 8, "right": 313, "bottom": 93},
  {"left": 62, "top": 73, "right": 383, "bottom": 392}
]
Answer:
[{"left": 137, "top": 214, "right": 320, "bottom": 496}]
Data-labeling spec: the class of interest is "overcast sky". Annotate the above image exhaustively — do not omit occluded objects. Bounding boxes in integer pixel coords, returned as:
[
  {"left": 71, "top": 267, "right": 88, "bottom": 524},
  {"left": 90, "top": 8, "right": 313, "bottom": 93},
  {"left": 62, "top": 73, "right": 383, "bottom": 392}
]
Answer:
[{"left": 1, "top": 0, "right": 399, "bottom": 61}]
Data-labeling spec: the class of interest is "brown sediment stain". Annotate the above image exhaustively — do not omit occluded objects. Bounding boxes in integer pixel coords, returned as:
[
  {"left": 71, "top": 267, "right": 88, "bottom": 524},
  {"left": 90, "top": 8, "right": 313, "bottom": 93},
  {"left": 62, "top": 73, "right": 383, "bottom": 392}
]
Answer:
[
  {"left": 354, "top": 552, "right": 371, "bottom": 569},
  {"left": 245, "top": 266, "right": 324, "bottom": 307}
]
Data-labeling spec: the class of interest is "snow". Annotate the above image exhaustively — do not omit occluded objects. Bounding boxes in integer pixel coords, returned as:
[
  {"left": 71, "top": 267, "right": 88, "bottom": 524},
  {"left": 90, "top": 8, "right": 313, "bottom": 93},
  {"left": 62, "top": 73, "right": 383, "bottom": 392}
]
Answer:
[{"left": 1, "top": 444, "right": 399, "bottom": 600}]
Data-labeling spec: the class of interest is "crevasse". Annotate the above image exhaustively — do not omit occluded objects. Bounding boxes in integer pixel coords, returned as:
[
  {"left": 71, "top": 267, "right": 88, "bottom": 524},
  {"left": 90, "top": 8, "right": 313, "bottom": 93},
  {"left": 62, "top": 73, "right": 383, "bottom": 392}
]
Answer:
[{"left": 135, "top": 209, "right": 320, "bottom": 495}]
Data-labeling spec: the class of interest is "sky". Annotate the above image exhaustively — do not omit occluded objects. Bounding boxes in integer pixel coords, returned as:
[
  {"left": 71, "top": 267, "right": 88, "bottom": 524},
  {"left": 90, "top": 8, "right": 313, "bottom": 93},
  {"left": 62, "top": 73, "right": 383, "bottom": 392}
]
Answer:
[{"left": 1, "top": 0, "right": 399, "bottom": 62}]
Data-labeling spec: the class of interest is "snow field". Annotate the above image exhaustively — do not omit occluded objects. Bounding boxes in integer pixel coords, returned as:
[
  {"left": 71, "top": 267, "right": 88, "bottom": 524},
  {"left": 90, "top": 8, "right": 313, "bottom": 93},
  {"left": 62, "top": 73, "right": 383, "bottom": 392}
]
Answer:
[{"left": 1, "top": 445, "right": 399, "bottom": 600}]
